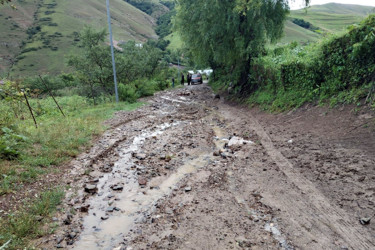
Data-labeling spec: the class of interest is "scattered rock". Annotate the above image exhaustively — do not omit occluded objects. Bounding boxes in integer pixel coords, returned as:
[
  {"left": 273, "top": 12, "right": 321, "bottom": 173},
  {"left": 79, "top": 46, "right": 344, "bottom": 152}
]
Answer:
[
  {"left": 101, "top": 216, "right": 109, "bottom": 220},
  {"left": 287, "top": 139, "right": 293, "bottom": 143},
  {"left": 80, "top": 204, "right": 90, "bottom": 213},
  {"left": 52, "top": 217, "right": 58, "bottom": 222},
  {"left": 35, "top": 215, "right": 43, "bottom": 222},
  {"left": 220, "top": 152, "right": 231, "bottom": 159},
  {"left": 160, "top": 154, "right": 166, "bottom": 160},
  {"left": 84, "top": 184, "right": 98, "bottom": 194},
  {"left": 106, "top": 207, "right": 115, "bottom": 213},
  {"left": 228, "top": 136, "right": 254, "bottom": 147},
  {"left": 185, "top": 186, "right": 192, "bottom": 192},
  {"left": 214, "top": 94, "right": 220, "bottom": 99},
  {"left": 360, "top": 217, "right": 371, "bottom": 225},
  {"left": 138, "top": 177, "right": 147, "bottom": 186},
  {"left": 101, "top": 165, "right": 112, "bottom": 173},
  {"left": 56, "top": 236, "right": 64, "bottom": 244},
  {"left": 135, "top": 153, "right": 147, "bottom": 160},
  {"left": 63, "top": 214, "right": 73, "bottom": 225},
  {"left": 357, "top": 176, "right": 366, "bottom": 182},
  {"left": 111, "top": 184, "right": 124, "bottom": 191},
  {"left": 68, "top": 232, "right": 77, "bottom": 239},
  {"left": 213, "top": 151, "right": 220, "bottom": 156}
]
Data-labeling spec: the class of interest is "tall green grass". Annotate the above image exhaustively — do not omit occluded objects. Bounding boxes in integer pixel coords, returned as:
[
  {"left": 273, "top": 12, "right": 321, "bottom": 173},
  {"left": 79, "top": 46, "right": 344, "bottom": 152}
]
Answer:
[{"left": 0, "top": 95, "right": 143, "bottom": 195}]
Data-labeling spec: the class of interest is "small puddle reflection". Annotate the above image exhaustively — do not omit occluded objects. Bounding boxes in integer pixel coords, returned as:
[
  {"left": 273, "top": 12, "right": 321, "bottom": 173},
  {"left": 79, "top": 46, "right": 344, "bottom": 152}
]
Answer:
[{"left": 74, "top": 122, "right": 213, "bottom": 249}]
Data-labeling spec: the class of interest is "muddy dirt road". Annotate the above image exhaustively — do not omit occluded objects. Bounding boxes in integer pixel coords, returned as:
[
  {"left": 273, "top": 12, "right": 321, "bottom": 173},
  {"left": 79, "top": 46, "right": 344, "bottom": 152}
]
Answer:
[{"left": 41, "top": 83, "right": 375, "bottom": 249}]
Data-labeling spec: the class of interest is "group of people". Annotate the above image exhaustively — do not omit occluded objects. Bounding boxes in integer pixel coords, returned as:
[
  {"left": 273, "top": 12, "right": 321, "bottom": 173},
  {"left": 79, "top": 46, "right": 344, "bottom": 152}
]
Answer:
[
  {"left": 180, "top": 73, "right": 192, "bottom": 85},
  {"left": 171, "top": 73, "right": 192, "bottom": 87}
]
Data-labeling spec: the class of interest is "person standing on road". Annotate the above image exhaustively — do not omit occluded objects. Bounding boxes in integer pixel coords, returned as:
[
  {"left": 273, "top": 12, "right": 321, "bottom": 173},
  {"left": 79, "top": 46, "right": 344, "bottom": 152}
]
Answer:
[
  {"left": 181, "top": 73, "right": 185, "bottom": 85},
  {"left": 187, "top": 73, "right": 191, "bottom": 85}
]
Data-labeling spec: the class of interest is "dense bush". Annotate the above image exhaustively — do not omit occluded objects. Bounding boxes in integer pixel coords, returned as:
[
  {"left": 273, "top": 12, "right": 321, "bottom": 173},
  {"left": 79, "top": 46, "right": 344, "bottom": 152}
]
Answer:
[
  {"left": 0, "top": 127, "right": 28, "bottom": 160},
  {"left": 292, "top": 18, "right": 319, "bottom": 32},
  {"left": 118, "top": 83, "right": 137, "bottom": 103},
  {"left": 242, "top": 14, "right": 375, "bottom": 110}
]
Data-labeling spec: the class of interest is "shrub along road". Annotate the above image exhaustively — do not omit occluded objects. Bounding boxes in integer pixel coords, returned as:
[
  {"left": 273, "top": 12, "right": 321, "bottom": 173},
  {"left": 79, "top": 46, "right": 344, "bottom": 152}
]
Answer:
[{"left": 36, "top": 82, "right": 375, "bottom": 249}]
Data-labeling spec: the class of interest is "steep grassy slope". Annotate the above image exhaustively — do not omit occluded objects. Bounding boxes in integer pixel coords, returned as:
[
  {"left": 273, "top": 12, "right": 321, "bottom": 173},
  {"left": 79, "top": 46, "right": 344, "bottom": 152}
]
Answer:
[
  {"left": 279, "top": 19, "right": 321, "bottom": 43},
  {"left": 0, "top": 0, "right": 157, "bottom": 77},
  {"left": 289, "top": 3, "right": 374, "bottom": 33},
  {"left": 124, "top": 0, "right": 172, "bottom": 19},
  {"left": 0, "top": 0, "right": 39, "bottom": 74}
]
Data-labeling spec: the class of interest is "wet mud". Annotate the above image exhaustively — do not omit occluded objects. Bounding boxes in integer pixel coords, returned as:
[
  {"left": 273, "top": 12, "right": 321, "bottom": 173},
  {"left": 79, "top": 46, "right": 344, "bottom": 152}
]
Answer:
[{"left": 37, "top": 83, "right": 375, "bottom": 250}]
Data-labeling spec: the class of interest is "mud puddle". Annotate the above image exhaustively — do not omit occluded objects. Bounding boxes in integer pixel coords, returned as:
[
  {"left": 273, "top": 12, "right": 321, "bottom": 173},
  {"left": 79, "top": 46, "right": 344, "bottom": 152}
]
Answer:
[{"left": 74, "top": 121, "right": 214, "bottom": 249}]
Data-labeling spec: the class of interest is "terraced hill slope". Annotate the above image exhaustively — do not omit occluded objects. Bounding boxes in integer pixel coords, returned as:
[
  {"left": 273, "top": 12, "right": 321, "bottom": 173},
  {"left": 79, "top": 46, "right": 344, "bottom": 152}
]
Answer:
[{"left": 0, "top": 0, "right": 157, "bottom": 77}]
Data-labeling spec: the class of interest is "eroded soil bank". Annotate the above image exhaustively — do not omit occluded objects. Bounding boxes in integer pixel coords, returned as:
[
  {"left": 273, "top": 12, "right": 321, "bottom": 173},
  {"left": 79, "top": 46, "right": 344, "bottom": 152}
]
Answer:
[{"left": 37, "top": 83, "right": 375, "bottom": 249}]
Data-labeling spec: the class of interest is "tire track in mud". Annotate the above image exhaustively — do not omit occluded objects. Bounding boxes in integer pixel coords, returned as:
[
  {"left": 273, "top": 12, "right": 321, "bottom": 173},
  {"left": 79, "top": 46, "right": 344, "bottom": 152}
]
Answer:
[
  {"left": 220, "top": 106, "right": 375, "bottom": 249},
  {"left": 37, "top": 84, "right": 375, "bottom": 249}
]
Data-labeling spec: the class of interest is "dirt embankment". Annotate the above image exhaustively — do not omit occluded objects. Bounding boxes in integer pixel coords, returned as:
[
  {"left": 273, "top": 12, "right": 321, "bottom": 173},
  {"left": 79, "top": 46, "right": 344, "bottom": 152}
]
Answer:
[{"left": 31, "top": 83, "right": 374, "bottom": 249}]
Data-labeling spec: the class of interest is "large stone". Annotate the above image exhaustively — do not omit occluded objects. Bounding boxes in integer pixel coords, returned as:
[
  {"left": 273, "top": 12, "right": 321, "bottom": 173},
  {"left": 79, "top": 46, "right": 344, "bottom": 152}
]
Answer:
[
  {"left": 138, "top": 177, "right": 147, "bottom": 186},
  {"left": 228, "top": 136, "right": 254, "bottom": 147},
  {"left": 84, "top": 184, "right": 98, "bottom": 194},
  {"left": 135, "top": 153, "right": 147, "bottom": 160},
  {"left": 111, "top": 184, "right": 124, "bottom": 191}
]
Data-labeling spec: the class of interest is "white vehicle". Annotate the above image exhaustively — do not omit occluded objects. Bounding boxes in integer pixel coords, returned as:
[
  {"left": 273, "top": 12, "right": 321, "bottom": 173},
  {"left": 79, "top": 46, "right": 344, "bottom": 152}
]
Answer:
[{"left": 203, "top": 69, "right": 213, "bottom": 76}]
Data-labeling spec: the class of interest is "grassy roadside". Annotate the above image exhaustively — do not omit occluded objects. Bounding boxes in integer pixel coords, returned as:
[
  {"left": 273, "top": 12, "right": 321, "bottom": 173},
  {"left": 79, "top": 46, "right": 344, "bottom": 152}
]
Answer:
[{"left": 0, "top": 96, "right": 143, "bottom": 248}]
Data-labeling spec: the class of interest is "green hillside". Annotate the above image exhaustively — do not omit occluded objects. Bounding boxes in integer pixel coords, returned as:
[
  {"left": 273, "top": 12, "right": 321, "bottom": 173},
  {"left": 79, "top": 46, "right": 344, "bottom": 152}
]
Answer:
[
  {"left": 288, "top": 3, "right": 374, "bottom": 33},
  {"left": 0, "top": 0, "right": 157, "bottom": 77},
  {"left": 168, "top": 3, "right": 374, "bottom": 49}
]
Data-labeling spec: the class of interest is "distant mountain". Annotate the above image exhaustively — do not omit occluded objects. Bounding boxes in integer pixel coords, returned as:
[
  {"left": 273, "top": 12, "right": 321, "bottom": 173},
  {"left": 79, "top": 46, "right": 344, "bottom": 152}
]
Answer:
[{"left": 0, "top": 0, "right": 157, "bottom": 77}]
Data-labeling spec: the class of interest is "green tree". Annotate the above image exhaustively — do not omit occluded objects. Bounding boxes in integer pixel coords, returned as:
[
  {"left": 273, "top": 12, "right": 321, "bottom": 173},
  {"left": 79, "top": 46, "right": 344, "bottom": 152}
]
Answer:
[
  {"left": 175, "top": 0, "right": 309, "bottom": 89},
  {"left": 67, "top": 27, "right": 113, "bottom": 102},
  {"left": 67, "top": 27, "right": 163, "bottom": 102}
]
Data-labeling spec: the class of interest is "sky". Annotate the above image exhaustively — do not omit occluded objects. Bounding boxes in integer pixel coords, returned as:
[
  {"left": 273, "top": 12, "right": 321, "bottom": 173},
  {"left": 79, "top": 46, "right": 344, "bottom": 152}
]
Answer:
[{"left": 289, "top": 0, "right": 375, "bottom": 10}]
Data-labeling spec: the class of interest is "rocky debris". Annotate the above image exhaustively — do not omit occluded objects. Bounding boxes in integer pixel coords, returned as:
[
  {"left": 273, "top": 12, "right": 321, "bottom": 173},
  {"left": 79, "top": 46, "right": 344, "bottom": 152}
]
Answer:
[
  {"left": 101, "top": 165, "right": 112, "bottom": 173},
  {"left": 228, "top": 136, "right": 254, "bottom": 147},
  {"left": 360, "top": 217, "right": 371, "bottom": 225},
  {"left": 63, "top": 214, "right": 73, "bottom": 225},
  {"left": 56, "top": 236, "right": 64, "bottom": 244},
  {"left": 68, "top": 232, "right": 77, "bottom": 239},
  {"left": 80, "top": 204, "right": 90, "bottom": 213},
  {"left": 214, "top": 94, "right": 220, "bottom": 99},
  {"left": 84, "top": 184, "right": 98, "bottom": 194},
  {"left": 101, "top": 215, "right": 109, "bottom": 220},
  {"left": 106, "top": 207, "right": 115, "bottom": 213},
  {"left": 213, "top": 151, "right": 220, "bottom": 156},
  {"left": 88, "top": 178, "right": 100, "bottom": 183},
  {"left": 220, "top": 151, "right": 231, "bottom": 159},
  {"left": 138, "top": 177, "right": 147, "bottom": 186},
  {"left": 134, "top": 153, "right": 147, "bottom": 160},
  {"left": 184, "top": 186, "right": 192, "bottom": 192},
  {"left": 178, "top": 91, "right": 191, "bottom": 96},
  {"left": 111, "top": 184, "right": 124, "bottom": 191},
  {"left": 35, "top": 215, "right": 43, "bottom": 222}
]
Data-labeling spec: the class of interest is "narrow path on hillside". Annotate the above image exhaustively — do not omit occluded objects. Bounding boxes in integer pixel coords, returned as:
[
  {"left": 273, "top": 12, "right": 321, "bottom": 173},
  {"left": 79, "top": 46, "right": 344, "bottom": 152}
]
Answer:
[{"left": 39, "top": 82, "right": 375, "bottom": 250}]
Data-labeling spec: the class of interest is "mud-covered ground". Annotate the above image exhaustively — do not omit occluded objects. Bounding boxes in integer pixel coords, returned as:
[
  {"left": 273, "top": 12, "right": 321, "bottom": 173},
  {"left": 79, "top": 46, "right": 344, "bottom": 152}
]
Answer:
[{"left": 36, "top": 83, "right": 375, "bottom": 249}]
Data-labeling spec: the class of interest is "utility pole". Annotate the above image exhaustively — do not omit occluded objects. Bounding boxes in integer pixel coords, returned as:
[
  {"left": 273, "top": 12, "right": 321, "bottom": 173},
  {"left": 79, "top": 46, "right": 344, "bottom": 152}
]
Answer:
[{"left": 106, "top": 0, "right": 119, "bottom": 103}]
